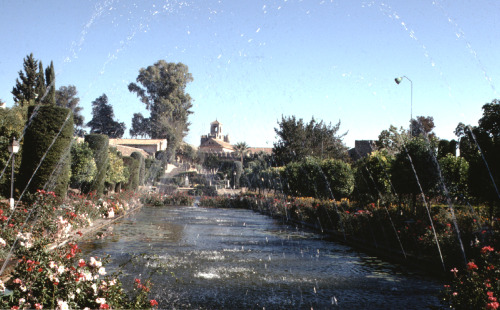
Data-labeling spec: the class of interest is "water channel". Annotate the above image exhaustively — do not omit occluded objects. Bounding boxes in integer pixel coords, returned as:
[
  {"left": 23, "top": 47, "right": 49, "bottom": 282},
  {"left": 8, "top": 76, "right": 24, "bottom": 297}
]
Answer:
[{"left": 79, "top": 205, "right": 443, "bottom": 309}]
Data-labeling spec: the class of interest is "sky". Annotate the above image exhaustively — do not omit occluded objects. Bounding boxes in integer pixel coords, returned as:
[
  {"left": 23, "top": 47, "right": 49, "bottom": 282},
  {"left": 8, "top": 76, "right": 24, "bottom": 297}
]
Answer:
[{"left": 1, "top": 0, "right": 499, "bottom": 149}]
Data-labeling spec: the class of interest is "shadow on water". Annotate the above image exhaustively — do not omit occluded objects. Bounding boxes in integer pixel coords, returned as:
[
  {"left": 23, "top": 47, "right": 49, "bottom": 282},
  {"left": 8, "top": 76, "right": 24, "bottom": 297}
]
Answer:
[{"left": 79, "top": 205, "right": 443, "bottom": 309}]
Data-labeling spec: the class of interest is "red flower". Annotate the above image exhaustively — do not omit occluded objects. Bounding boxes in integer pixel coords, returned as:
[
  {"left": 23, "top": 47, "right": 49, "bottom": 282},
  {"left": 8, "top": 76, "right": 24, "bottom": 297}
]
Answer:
[
  {"left": 135, "top": 278, "right": 141, "bottom": 284},
  {"left": 150, "top": 300, "right": 159, "bottom": 307},
  {"left": 38, "top": 268, "right": 43, "bottom": 272},
  {"left": 99, "top": 304, "right": 110, "bottom": 309},
  {"left": 467, "top": 262, "right": 478, "bottom": 270},
  {"left": 482, "top": 246, "right": 495, "bottom": 254},
  {"left": 487, "top": 302, "right": 500, "bottom": 309}
]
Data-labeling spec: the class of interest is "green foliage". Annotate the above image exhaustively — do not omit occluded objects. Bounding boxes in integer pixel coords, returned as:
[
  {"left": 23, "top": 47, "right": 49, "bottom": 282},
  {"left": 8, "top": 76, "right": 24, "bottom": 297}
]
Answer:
[
  {"left": 390, "top": 137, "right": 440, "bottom": 197},
  {"left": 233, "top": 142, "right": 249, "bottom": 165},
  {"left": 105, "top": 147, "right": 128, "bottom": 187},
  {"left": 130, "top": 112, "right": 151, "bottom": 138},
  {"left": 56, "top": 85, "right": 85, "bottom": 129},
  {"left": 438, "top": 154, "right": 469, "bottom": 200},
  {"left": 437, "top": 139, "right": 457, "bottom": 159},
  {"left": 0, "top": 106, "right": 26, "bottom": 197},
  {"left": 122, "top": 156, "right": 140, "bottom": 190},
  {"left": 18, "top": 105, "right": 73, "bottom": 198},
  {"left": 128, "top": 61, "right": 193, "bottom": 160},
  {"left": 44, "top": 61, "right": 56, "bottom": 105},
  {"left": 11, "top": 53, "right": 39, "bottom": 106},
  {"left": 84, "top": 134, "right": 109, "bottom": 195},
  {"left": 353, "top": 150, "right": 394, "bottom": 203},
  {"left": 273, "top": 116, "right": 348, "bottom": 165},
  {"left": 70, "top": 140, "right": 97, "bottom": 188},
  {"left": 130, "top": 151, "right": 145, "bottom": 186},
  {"left": 86, "top": 94, "right": 126, "bottom": 138},
  {"left": 281, "top": 157, "right": 353, "bottom": 199}
]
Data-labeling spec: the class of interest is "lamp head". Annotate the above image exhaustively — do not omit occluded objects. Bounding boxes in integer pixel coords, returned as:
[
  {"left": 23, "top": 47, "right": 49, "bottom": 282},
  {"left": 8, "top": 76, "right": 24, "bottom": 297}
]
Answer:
[{"left": 395, "top": 77, "right": 403, "bottom": 84}]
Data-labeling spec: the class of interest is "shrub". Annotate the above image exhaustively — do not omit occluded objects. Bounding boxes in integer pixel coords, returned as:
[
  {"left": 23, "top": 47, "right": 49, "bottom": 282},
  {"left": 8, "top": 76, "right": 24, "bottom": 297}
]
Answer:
[
  {"left": 130, "top": 151, "right": 145, "bottom": 186},
  {"left": 17, "top": 105, "right": 73, "bottom": 198},
  {"left": 122, "top": 156, "right": 140, "bottom": 190},
  {"left": 84, "top": 134, "right": 109, "bottom": 195}
]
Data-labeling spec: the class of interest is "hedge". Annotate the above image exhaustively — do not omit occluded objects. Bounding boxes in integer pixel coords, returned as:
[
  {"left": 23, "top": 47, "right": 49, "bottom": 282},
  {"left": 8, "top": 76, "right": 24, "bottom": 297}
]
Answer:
[
  {"left": 122, "top": 156, "right": 139, "bottom": 190},
  {"left": 17, "top": 105, "right": 73, "bottom": 198},
  {"left": 84, "top": 134, "right": 109, "bottom": 195},
  {"left": 130, "top": 151, "right": 145, "bottom": 186}
]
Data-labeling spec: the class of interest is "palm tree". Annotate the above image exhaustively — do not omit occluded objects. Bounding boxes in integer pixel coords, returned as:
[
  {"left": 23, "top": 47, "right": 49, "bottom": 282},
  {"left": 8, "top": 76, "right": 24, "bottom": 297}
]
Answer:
[{"left": 233, "top": 142, "right": 249, "bottom": 166}]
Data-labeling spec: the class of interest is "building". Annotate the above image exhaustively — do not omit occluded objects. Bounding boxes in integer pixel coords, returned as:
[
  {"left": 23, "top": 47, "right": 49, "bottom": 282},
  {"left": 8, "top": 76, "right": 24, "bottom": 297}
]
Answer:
[
  {"left": 199, "top": 120, "right": 234, "bottom": 154},
  {"left": 108, "top": 139, "right": 167, "bottom": 158},
  {"left": 348, "top": 140, "right": 376, "bottom": 161}
]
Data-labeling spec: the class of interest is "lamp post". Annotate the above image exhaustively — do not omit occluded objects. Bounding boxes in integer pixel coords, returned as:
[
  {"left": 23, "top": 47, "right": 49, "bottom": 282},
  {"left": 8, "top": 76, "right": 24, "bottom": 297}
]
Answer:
[
  {"left": 8, "top": 137, "right": 20, "bottom": 210},
  {"left": 394, "top": 76, "right": 413, "bottom": 136},
  {"left": 233, "top": 170, "right": 236, "bottom": 190}
]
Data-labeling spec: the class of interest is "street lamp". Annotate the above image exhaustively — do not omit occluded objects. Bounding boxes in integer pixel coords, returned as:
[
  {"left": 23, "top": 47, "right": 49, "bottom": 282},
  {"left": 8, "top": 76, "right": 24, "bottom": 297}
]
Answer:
[
  {"left": 8, "top": 137, "right": 20, "bottom": 210},
  {"left": 394, "top": 76, "right": 413, "bottom": 136},
  {"left": 233, "top": 170, "right": 237, "bottom": 190}
]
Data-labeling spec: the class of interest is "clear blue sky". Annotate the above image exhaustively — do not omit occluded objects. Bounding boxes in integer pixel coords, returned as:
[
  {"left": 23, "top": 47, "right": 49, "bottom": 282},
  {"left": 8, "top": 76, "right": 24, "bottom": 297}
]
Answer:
[{"left": 1, "top": 0, "right": 499, "bottom": 148}]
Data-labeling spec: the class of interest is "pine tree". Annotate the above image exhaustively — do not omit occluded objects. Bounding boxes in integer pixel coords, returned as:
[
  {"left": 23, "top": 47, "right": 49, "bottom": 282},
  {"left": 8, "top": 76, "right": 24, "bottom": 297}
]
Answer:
[
  {"left": 12, "top": 53, "right": 39, "bottom": 106},
  {"left": 86, "top": 94, "right": 126, "bottom": 138}
]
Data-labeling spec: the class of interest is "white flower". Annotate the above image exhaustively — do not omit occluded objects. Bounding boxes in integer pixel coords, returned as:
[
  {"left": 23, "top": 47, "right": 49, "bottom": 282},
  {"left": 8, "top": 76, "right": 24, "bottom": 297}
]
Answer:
[
  {"left": 49, "top": 261, "right": 57, "bottom": 269},
  {"left": 98, "top": 267, "right": 106, "bottom": 275},
  {"left": 82, "top": 270, "right": 93, "bottom": 281},
  {"left": 89, "top": 257, "right": 102, "bottom": 268},
  {"left": 76, "top": 288, "right": 81, "bottom": 294},
  {"left": 68, "top": 293, "right": 75, "bottom": 300},
  {"left": 107, "top": 209, "right": 115, "bottom": 218},
  {"left": 0, "top": 237, "right": 6, "bottom": 247},
  {"left": 96, "top": 297, "right": 106, "bottom": 304},
  {"left": 56, "top": 300, "right": 69, "bottom": 310},
  {"left": 57, "top": 265, "right": 65, "bottom": 275},
  {"left": 91, "top": 283, "right": 98, "bottom": 295},
  {"left": 108, "top": 279, "right": 116, "bottom": 286},
  {"left": 0, "top": 280, "right": 5, "bottom": 292},
  {"left": 19, "top": 298, "right": 25, "bottom": 305}
]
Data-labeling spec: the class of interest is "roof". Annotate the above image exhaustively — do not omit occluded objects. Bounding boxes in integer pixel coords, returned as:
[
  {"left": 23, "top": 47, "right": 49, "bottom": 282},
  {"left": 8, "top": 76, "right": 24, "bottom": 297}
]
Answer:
[
  {"left": 112, "top": 145, "right": 149, "bottom": 158},
  {"left": 199, "top": 137, "right": 234, "bottom": 152},
  {"left": 210, "top": 120, "right": 221, "bottom": 125}
]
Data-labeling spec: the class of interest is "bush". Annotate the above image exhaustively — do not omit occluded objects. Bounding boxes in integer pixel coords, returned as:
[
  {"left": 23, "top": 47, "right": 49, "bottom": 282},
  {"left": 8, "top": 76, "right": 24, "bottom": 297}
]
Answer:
[
  {"left": 84, "top": 134, "right": 109, "bottom": 195},
  {"left": 130, "top": 151, "right": 145, "bottom": 186},
  {"left": 17, "top": 105, "right": 73, "bottom": 198},
  {"left": 122, "top": 156, "right": 140, "bottom": 190},
  {"left": 70, "top": 140, "right": 97, "bottom": 189}
]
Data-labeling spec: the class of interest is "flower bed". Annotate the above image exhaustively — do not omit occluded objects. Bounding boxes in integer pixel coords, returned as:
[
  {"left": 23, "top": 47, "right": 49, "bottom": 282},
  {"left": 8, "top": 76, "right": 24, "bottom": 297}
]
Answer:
[{"left": 0, "top": 190, "right": 158, "bottom": 309}]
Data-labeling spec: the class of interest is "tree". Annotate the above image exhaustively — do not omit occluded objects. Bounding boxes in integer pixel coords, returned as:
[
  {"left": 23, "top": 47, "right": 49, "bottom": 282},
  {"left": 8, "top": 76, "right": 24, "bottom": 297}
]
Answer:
[
  {"left": 86, "top": 94, "right": 125, "bottom": 138},
  {"left": 129, "top": 113, "right": 151, "bottom": 138},
  {"left": 56, "top": 85, "right": 85, "bottom": 130},
  {"left": 438, "top": 154, "right": 469, "bottom": 200},
  {"left": 478, "top": 99, "right": 500, "bottom": 138},
  {"left": 273, "top": 116, "right": 348, "bottom": 166},
  {"left": 233, "top": 142, "right": 249, "bottom": 166},
  {"left": 35, "top": 61, "right": 46, "bottom": 103},
  {"left": 128, "top": 61, "right": 193, "bottom": 160},
  {"left": 44, "top": 61, "right": 56, "bottom": 105},
  {"left": 12, "top": 53, "right": 39, "bottom": 106},
  {"left": 411, "top": 116, "right": 436, "bottom": 139},
  {"left": 376, "top": 125, "right": 408, "bottom": 155}
]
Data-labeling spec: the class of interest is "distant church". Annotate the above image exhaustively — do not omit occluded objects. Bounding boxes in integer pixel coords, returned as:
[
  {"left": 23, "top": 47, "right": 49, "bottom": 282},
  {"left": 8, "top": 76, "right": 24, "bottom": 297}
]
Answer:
[{"left": 199, "top": 120, "right": 235, "bottom": 154}]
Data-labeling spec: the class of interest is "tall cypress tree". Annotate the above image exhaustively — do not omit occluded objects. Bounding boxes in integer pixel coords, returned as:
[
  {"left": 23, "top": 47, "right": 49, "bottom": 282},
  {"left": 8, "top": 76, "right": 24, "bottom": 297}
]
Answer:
[
  {"left": 35, "top": 61, "right": 46, "bottom": 104},
  {"left": 12, "top": 53, "right": 39, "bottom": 106},
  {"left": 44, "top": 61, "right": 56, "bottom": 105}
]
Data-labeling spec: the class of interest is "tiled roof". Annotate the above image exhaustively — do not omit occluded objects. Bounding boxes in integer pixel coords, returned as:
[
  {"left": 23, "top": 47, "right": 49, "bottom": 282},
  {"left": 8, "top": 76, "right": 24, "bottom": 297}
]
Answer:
[{"left": 199, "top": 138, "right": 234, "bottom": 151}]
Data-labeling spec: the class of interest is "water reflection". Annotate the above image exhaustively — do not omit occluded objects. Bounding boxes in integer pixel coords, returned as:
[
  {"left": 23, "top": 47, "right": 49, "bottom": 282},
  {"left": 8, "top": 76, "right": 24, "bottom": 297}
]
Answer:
[{"left": 79, "top": 205, "right": 442, "bottom": 309}]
